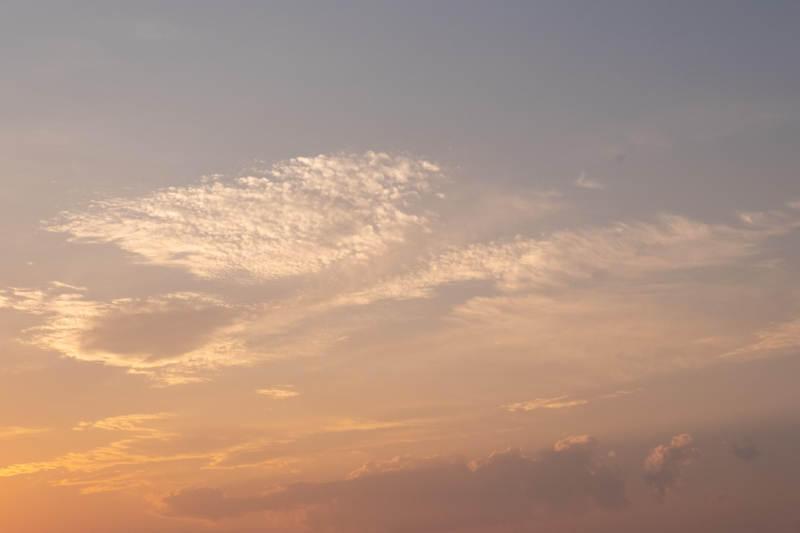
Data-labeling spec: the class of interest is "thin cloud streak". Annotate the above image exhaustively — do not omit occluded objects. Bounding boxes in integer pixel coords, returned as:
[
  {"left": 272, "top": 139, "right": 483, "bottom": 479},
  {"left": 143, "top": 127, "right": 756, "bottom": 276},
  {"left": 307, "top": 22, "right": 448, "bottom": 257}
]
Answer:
[{"left": 575, "top": 171, "right": 605, "bottom": 189}]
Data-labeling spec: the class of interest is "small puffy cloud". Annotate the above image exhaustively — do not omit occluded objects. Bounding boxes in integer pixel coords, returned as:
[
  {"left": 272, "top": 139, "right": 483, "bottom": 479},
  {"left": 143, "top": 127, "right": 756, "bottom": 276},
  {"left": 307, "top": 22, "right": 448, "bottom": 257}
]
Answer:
[
  {"left": 731, "top": 438, "right": 760, "bottom": 461},
  {"left": 575, "top": 171, "right": 605, "bottom": 189},
  {"left": 256, "top": 389, "right": 298, "bottom": 399},
  {"left": 158, "top": 437, "right": 626, "bottom": 530},
  {"left": 643, "top": 434, "right": 699, "bottom": 501}
]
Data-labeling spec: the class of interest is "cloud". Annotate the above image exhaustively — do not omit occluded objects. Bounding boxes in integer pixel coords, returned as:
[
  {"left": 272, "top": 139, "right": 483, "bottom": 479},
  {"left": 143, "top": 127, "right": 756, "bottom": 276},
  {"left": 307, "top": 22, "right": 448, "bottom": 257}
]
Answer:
[
  {"left": 342, "top": 212, "right": 792, "bottom": 305},
  {"left": 0, "top": 285, "right": 249, "bottom": 382},
  {"left": 505, "top": 389, "right": 642, "bottom": 412},
  {"left": 643, "top": 434, "right": 699, "bottom": 501},
  {"left": 575, "top": 171, "right": 605, "bottom": 189},
  {"left": 73, "top": 413, "right": 172, "bottom": 432},
  {"left": 256, "top": 389, "right": 299, "bottom": 399},
  {"left": 0, "top": 414, "right": 191, "bottom": 482},
  {"left": 721, "top": 318, "right": 800, "bottom": 360},
  {"left": 158, "top": 437, "right": 626, "bottom": 530},
  {"left": 0, "top": 427, "right": 50, "bottom": 440},
  {"left": 49, "top": 152, "right": 442, "bottom": 283},
  {"left": 731, "top": 438, "right": 760, "bottom": 461},
  {"left": 322, "top": 419, "right": 403, "bottom": 432},
  {"left": 6, "top": 152, "right": 800, "bottom": 390},
  {"left": 506, "top": 395, "right": 588, "bottom": 411}
]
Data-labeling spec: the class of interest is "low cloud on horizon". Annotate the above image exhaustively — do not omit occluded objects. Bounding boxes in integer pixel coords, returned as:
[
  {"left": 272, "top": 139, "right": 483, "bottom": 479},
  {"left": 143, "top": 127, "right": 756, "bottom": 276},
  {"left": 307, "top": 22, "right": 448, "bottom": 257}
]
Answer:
[{"left": 159, "top": 436, "right": 627, "bottom": 531}]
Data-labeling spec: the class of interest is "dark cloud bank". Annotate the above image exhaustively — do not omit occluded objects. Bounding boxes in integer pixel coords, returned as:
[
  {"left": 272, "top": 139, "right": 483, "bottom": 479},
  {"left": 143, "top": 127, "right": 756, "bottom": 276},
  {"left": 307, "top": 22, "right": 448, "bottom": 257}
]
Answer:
[{"left": 160, "top": 436, "right": 626, "bottom": 532}]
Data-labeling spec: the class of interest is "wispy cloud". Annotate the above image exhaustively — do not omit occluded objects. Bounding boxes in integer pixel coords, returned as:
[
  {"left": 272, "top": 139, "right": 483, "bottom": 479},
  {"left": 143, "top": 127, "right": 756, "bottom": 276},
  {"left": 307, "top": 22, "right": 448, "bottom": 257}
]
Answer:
[
  {"left": 721, "top": 318, "right": 800, "bottom": 360},
  {"left": 505, "top": 389, "right": 642, "bottom": 411},
  {"left": 73, "top": 413, "right": 173, "bottom": 432},
  {"left": 341, "top": 212, "right": 794, "bottom": 305},
  {"left": 0, "top": 414, "right": 186, "bottom": 481},
  {"left": 506, "top": 396, "right": 588, "bottom": 411},
  {"left": 575, "top": 171, "right": 605, "bottom": 189},
  {"left": 256, "top": 388, "right": 299, "bottom": 399},
  {"left": 0, "top": 427, "right": 50, "bottom": 440}
]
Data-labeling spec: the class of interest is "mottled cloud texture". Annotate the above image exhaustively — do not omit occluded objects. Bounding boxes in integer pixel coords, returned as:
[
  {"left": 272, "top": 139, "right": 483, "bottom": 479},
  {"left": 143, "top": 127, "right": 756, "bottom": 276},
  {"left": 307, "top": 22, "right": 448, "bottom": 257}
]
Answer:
[
  {"left": 643, "top": 434, "right": 699, "bottom": 501},
  {"left": 159, "top": 436, "right": 626, "bottom": 530},
  {"left": 50, "top": 152, "right": 441, "bottom": 282}
]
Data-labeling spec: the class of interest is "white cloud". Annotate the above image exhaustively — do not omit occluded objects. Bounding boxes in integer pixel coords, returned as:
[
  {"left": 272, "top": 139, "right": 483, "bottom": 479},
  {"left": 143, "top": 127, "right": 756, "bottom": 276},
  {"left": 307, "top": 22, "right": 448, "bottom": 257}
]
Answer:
[{"left": 49, "top": 152, "right": 442, "bottom": 283}]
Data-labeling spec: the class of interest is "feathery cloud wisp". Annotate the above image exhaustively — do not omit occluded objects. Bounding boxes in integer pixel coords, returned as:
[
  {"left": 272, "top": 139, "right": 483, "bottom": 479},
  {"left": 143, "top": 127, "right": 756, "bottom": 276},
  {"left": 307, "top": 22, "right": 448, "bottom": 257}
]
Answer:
[{"left": 575, "top": 171, "right": 605, "bottom": 189}]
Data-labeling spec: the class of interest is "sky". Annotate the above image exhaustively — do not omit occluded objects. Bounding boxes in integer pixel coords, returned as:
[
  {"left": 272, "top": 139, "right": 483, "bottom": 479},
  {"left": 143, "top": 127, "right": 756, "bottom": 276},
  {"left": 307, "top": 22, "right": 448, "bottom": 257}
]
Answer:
[{"left": 1, "top": 1, "right": 800, "bottom": 532}]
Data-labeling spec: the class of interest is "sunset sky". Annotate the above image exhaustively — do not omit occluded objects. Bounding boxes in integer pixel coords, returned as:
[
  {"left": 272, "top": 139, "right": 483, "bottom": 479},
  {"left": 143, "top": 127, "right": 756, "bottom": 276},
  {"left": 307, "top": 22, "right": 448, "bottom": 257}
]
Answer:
[{"left": 2, "top": 2, "right": 800, "bottom": 532}]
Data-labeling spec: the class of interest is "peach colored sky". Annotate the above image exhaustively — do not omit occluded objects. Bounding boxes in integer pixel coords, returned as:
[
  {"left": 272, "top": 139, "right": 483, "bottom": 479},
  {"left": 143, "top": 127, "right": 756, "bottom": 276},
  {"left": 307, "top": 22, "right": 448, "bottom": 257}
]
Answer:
[{"left": 1, "top": 2, "right": 800, "bottom": 532}]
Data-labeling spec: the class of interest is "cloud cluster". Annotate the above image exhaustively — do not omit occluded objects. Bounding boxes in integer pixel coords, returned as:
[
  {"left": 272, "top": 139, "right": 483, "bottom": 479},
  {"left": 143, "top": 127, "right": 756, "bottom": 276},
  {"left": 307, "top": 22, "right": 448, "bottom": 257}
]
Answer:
[
  {"left": 4, "top": 153, "right": 800, "bottom": 387},
  {"left": 49, "top": 152, "right": 442, "bottom": 283},
  {"left": 159, "top": 436, "right": 626, "bottom": 531},
  {"left": 643, "top": 434, "right": 699, "bottom": 501}
]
